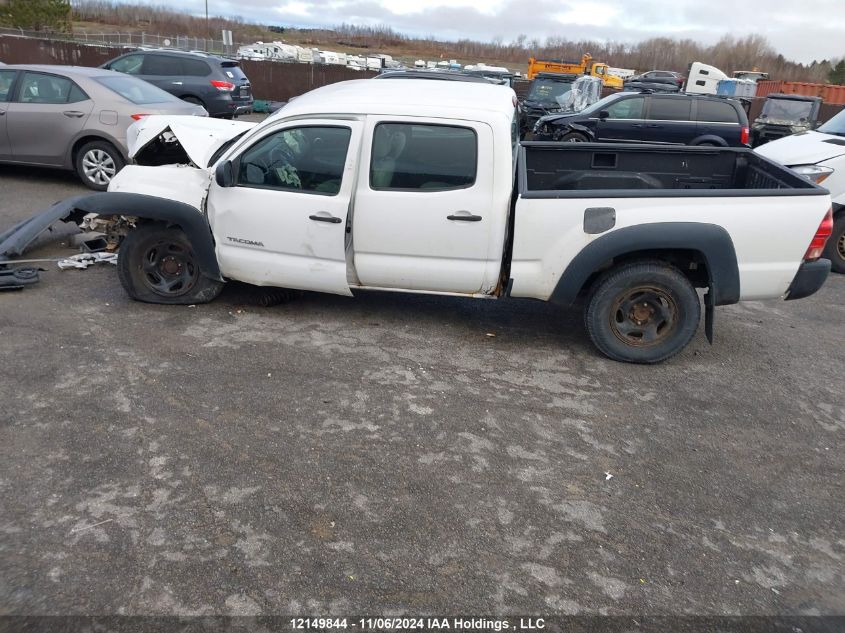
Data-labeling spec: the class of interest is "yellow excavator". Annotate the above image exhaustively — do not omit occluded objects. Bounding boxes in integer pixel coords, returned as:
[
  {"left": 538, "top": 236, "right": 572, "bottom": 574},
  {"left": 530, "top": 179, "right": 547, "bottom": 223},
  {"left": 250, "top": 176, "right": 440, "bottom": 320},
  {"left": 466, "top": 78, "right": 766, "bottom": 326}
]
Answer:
[{"left": 527, "top": 54, "right": 624, "bottom": 89}]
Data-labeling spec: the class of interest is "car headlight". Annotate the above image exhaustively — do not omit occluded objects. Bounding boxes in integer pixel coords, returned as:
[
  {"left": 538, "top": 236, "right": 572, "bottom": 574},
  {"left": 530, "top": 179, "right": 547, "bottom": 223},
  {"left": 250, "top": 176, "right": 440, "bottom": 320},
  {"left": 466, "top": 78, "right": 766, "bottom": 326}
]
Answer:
[{"left": 790, "top": 164, "right": 834, "bottom": 184}]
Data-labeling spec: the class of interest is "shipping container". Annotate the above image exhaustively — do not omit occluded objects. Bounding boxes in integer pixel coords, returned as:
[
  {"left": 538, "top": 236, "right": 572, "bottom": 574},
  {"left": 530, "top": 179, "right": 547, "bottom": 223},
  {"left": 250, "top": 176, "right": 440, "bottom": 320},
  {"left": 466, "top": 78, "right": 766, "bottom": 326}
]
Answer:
[{"left": 755, "top": 80, "right": 845, "bottom": 105}]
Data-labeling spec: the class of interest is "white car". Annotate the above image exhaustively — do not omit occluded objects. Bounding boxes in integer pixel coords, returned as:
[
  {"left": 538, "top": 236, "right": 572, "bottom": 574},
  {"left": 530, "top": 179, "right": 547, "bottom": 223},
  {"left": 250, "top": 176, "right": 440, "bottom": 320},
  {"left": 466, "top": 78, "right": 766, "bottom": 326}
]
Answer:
[
  {"left": 5, "top": 79, "right": 833, "bottom": 363},
  {"left": 756, "top": 109, "right": 845, "bottom": 272}
]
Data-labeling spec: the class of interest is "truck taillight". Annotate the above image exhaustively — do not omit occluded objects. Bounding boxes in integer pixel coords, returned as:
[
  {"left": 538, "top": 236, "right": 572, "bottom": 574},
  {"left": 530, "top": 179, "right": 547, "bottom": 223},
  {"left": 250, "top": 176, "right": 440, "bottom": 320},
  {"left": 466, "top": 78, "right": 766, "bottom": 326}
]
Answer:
[
  {"left": 130, "top": 114, "right": 150, "bottom": 120},
  {"left": 804, "top": 208, "right": 833, "bottom": 261},
  {"left": 211, "top": 80, "right": 235, "bottom": 91},
  {"left": 740, "top": 126, "right": 750, "bottom": 145}
]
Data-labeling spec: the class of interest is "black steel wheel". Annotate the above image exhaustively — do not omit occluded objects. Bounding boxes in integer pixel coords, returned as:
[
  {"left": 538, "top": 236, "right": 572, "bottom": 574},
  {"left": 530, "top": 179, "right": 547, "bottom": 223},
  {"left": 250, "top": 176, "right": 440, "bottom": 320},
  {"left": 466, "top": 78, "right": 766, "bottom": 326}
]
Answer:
[
  {"left": 585, "top": 260, "right": 701, "bottom": 363},
  {"left": 118, "top": 224, "right": 224, "bottom": 304}
]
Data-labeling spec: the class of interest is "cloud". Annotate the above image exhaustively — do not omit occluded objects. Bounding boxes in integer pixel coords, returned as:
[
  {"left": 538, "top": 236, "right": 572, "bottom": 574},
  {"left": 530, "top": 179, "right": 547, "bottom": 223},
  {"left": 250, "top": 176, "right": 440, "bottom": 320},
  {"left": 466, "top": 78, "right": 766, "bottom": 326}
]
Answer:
[{"left": 116, "top": 0, "right": 842, "bottom": 63}]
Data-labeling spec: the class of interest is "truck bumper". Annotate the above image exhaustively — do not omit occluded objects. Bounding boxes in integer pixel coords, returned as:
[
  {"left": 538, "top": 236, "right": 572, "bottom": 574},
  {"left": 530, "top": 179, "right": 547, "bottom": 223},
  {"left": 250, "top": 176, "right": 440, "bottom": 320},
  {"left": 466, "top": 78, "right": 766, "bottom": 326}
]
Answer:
[{"left": 785, "top": 259, "right": 831, "bottom": 300}]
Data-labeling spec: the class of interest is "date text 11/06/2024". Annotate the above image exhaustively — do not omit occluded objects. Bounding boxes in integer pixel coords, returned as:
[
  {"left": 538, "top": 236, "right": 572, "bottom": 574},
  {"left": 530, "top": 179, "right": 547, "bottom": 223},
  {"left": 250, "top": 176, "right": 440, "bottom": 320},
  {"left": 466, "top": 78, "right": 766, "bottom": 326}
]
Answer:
[{"left": 289, "top": 618, "right": 547, "bottom": 630}]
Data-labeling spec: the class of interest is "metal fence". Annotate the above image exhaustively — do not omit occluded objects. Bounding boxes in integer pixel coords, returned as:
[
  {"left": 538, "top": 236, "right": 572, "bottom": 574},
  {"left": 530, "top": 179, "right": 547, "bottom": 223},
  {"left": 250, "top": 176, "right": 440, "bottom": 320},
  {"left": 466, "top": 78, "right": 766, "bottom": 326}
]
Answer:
[{"left": 0, "top": 27, "right": 235, "bottom": 55}]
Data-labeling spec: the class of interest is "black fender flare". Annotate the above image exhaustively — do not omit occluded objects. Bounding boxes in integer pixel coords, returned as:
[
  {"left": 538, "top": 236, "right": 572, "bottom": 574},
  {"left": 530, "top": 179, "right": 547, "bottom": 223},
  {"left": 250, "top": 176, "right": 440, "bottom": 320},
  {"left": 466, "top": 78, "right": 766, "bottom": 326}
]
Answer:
[
  {"left": 0, "top": 192, "right": 222, "bottom": 280},
  {"left": 75, "top": 192, "right": 223, "bottom": 281},
  {"left": 548, "top": 222, "right": 740, "bottom": 306}
]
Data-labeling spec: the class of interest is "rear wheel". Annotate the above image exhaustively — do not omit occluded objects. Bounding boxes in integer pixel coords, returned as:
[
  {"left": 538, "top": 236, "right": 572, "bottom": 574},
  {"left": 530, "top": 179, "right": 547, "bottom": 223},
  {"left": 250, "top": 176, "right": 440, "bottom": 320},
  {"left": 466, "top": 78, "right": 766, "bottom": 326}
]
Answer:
[
  {"left": 117, "top": 224, "right": 224, "bottom": 304},
  {"left": 75, "top": 140, "right": 125, "bottom": 191},
  {"left": 585, "top": 260, "right": 701, "bottom": 363},
  {"left": 823, "top": 213, "right": 845, "bottom": 274}
]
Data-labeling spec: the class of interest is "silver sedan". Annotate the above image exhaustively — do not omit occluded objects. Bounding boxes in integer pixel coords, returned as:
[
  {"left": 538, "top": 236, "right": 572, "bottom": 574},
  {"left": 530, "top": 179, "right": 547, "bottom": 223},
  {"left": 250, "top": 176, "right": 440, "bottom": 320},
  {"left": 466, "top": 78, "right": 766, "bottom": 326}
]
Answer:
[{"left": 0, "top": 64, "right": 206, "bottom": 189}]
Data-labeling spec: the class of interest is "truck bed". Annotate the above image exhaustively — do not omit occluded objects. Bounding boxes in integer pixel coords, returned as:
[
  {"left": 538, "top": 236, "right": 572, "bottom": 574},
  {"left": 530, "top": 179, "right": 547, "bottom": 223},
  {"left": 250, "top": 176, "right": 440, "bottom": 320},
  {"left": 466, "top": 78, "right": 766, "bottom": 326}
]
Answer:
[{"left": 519, "top": 142, "right": 823, "bottom": 197}]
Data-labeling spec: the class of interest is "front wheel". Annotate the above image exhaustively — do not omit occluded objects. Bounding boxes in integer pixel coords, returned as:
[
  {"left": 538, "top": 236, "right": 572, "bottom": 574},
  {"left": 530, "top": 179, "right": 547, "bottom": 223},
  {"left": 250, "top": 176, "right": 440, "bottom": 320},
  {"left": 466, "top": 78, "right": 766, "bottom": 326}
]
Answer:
[
  {"left": 117, "top": 224, "right": 224, "bottom": 304},
  {"left": 584, "top": 261, "right": 701, "bottom": 363},
  {"left": 823, "top": 213, "right": 845, "bottom": 274}
]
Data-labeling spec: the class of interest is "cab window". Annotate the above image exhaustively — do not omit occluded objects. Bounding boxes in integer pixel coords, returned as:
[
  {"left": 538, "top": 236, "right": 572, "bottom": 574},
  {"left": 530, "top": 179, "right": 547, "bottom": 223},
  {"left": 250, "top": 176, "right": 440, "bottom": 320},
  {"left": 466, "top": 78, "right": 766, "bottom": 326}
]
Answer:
[
  {"left": 237, "top": 126, "right": 352, "bottom": 195},
  {"left": 604, "top": 96, "right": 645, "bottom": 119},
  {"left": 370, "top": 123, "right": 477, "bottom": 191}
]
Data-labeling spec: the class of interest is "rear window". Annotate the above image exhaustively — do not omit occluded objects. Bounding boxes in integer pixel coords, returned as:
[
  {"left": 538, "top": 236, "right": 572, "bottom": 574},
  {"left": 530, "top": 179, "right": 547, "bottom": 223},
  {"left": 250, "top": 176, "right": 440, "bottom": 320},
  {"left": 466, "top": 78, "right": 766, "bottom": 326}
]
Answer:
[
  {"left": 219, "top": 61, "right": 247, "bottom": 81},
  {"left": 96, "top": 75, "right": 178, "bottom": 104},
  {"left": 648, "top": 98, "right": 692, "bottom": 121},
  {"left": 696, "top": 100, "right": 739, "bottom": 123}
]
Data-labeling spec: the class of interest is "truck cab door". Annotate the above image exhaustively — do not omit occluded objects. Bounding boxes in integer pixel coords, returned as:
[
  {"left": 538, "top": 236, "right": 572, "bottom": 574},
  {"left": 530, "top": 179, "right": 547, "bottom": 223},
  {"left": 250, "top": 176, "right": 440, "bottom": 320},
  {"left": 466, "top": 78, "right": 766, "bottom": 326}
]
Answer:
[
  {"left": 207, "top": 119, "right": 363, "bottom": 295},
  {"left": 351, "top": 117, "right": 498, "bottom": 294}
]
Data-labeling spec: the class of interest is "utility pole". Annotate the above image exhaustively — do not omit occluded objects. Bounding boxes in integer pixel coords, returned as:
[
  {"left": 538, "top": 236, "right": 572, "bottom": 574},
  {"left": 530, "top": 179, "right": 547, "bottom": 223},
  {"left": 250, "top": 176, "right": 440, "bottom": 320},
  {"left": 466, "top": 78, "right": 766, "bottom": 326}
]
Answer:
[{"left": 205, "top": 0, "right": 209, "bottom": 51}]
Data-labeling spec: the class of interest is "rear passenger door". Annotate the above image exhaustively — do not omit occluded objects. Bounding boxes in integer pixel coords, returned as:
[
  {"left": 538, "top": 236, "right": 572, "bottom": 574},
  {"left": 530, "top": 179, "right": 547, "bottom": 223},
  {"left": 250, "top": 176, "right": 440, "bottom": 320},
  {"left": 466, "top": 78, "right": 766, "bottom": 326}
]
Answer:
[
  {"left": 138, "top": 54, "right": 184, "bottom": 96},
  {"left": 352, "top": 118, "right": 496, "bottom": 294},
  {"left": 642, "top": 96, "right": 693, "bottom": 144}
]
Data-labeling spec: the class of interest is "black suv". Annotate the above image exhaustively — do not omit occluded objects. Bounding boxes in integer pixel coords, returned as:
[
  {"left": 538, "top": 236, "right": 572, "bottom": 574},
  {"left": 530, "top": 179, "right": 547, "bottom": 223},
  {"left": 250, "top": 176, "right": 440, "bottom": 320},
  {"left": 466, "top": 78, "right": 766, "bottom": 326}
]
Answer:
[
  {"left": 101, "top": 50, "right": 253, "bottom": 118},
  {"left": 520, "top": 72, "right": 578, "bottom": 136},
  {"left": 532, "top": 92, "right": 750, "bottom": 146}
]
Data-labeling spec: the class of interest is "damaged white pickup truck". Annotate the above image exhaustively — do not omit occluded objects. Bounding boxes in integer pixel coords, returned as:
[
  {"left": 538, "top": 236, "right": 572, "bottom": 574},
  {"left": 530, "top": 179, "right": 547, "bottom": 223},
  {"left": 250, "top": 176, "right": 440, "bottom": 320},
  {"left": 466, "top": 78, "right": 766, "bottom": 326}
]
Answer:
[{"left": 2, "top": 79, "right": 834, "bottom": 363}]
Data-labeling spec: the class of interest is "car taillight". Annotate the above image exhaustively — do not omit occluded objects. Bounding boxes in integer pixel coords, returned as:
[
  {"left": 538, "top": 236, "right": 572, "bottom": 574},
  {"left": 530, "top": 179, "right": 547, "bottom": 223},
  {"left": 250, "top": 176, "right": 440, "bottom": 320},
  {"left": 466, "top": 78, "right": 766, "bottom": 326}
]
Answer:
[
  {"left": 130, "top": 114, "right": 150, "bottom": 120},
  {"left": 740, "top": 126, "right": 750, "bottom": 145},
  {"left": 804, "top": 208, "right": 834, "bottom": 261},
  {"left": 211, "top": 80, "right": 235, "bottom": 92}
]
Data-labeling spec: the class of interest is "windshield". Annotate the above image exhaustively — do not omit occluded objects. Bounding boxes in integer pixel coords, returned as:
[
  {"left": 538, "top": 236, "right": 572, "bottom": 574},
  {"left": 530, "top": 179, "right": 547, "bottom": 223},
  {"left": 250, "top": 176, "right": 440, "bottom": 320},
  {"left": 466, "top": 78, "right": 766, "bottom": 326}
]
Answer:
[
  {"left": 526, "top": 77, "right": 575, "bottom": 105},
  {"left": 95, "top": 75, "right": 179, "bottom": 104},
  {"left": 818, "top": 109, "right": 845, "bottom": 136},
  {"left": 759, "top": 98, "right": 814, "bottom": 124}
]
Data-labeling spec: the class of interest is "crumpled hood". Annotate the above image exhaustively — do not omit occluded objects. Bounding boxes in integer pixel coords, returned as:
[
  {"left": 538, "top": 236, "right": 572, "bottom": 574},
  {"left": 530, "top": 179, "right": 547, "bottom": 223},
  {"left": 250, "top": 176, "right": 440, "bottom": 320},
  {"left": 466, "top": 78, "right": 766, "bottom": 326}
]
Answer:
[
  {"left": 127, "top": 115, "right": 257, "bottom": 168},
  {"left": 755, "top": 130, "right": 845, "bottom": 166}
]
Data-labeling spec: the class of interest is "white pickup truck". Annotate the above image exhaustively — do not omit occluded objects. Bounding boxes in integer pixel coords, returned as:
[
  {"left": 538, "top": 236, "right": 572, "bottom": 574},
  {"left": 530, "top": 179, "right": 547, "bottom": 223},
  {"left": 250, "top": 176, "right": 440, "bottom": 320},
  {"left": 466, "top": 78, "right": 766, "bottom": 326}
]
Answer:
[{"left": 12, "top": 79, "right": 834, "bottom": 363}]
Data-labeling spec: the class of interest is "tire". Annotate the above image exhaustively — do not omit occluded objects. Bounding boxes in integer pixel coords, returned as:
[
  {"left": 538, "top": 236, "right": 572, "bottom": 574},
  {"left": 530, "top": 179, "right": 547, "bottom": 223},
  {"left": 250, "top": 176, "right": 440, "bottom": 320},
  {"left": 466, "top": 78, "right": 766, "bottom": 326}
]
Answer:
[
  {"left": 584, "top": 260, "right": 701, "bottom": 364},
  {"left": 117, "top": 224, "right": 224, "bottom": 305},
  {"left": 557, "top": 132, "right": 588, "bottom": 143},
  {"left": 75, "top": 140, "right": 125, "bottom": 191},
  {"left": 823, "top": 213, "right": 845, "bottom": 274}
]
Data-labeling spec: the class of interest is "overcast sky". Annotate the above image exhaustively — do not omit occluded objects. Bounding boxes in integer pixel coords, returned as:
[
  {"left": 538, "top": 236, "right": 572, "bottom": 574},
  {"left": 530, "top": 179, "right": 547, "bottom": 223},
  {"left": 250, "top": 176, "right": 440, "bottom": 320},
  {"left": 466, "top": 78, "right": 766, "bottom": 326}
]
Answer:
[{"left": 117, "top": 0, "right": 843, "bottom": 64}]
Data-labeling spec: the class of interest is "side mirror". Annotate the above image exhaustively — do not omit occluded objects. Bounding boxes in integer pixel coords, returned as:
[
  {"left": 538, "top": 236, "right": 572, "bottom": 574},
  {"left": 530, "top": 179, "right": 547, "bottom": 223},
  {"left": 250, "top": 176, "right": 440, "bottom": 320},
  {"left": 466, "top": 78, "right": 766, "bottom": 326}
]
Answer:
[
  {"left": 215, "top": 160, "right": 235, "bottom": 187},
  {"left": 598, "top": 110, "right": 610, "bottom": 120}
]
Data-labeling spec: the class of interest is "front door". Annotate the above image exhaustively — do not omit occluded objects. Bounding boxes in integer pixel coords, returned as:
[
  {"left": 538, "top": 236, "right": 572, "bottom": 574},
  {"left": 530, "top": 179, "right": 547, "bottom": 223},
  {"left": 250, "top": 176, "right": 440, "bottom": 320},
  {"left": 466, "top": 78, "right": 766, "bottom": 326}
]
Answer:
[
  {"left": 6, "top": 71, "right": 93, "bottom": 165},
  {"left": 351, "top": 117, "right": 496, "bottom": 294},
  {"left": 207, "top": 119, "right": 363, "bottom": 295},
  {"left": 594, "top": 95, "right": 646, "bottom": 142}
]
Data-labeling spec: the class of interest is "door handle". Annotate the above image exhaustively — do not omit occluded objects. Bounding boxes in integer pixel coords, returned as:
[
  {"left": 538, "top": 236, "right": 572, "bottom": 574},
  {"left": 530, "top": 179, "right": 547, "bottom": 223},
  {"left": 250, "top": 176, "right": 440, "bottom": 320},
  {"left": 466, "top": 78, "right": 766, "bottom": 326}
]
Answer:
[
  {"left": 172, "top": 81, "right": 183, "bottom": 85},
  {"left": 447, "top": 213, "right": 482, "bottom": 222},
  {"left": 0, "top": 110, "right": 5, "bottom": 116},
  {"left": 631, "top": 123, "right": 644, "bottom": 128},
  {"left": 309, "top": 214, "right": 342, "bottom": 224},
  {"left": 646, "top": 124, "right": 661, "bottom": 128},
  {"left": 63, "top": 111, "right": 85, "bottom": 118}
]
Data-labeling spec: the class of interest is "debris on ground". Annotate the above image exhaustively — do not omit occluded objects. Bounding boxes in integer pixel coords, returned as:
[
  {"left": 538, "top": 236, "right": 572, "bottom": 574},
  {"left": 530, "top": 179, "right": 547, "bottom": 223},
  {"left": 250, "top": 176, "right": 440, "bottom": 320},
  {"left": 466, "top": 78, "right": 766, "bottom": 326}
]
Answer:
[{"left": 57, "top": 253, "right": 118, "bottom": 270}]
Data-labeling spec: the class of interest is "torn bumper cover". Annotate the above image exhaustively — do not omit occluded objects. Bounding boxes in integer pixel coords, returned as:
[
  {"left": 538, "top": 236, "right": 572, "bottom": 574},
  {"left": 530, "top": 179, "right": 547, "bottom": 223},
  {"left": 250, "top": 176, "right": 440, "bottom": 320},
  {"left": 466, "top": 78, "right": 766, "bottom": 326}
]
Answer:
[{"left": 1, "top": 191, "right": 223, "bottom": 289}]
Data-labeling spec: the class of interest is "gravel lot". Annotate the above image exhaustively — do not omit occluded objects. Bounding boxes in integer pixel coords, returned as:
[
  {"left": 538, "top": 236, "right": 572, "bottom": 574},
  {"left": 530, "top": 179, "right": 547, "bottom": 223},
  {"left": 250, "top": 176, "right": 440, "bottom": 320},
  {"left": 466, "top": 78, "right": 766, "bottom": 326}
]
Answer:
[{"left": 1, "top": 162, "right": 843, "bottom": 618}]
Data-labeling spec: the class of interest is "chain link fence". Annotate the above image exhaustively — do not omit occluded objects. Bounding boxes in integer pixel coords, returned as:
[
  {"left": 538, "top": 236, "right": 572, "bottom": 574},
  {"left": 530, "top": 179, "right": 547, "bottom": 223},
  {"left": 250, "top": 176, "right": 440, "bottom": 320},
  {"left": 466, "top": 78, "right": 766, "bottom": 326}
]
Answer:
[{"left": 0, "top": 27, "right": 235, "bottom": 55}]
